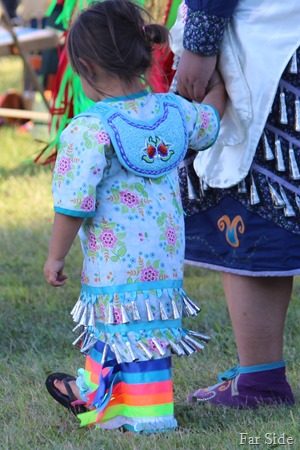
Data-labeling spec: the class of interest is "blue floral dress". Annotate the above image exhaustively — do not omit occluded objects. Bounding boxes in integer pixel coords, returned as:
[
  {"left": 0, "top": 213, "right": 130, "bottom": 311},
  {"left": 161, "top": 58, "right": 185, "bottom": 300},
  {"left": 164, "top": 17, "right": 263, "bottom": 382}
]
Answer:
[{"left": 52, "top": 89, "right": 219, "bottom": 432}]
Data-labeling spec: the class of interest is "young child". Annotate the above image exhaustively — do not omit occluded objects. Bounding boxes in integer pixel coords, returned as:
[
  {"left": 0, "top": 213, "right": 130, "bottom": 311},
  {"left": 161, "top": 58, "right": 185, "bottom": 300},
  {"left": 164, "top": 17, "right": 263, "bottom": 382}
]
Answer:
[{"left": 44, "top": 0, "right": 226, "bottom": 434}]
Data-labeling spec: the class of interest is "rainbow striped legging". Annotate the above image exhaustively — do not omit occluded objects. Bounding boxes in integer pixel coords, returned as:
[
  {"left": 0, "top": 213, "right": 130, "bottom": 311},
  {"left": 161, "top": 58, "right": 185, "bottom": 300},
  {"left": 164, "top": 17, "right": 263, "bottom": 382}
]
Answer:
[{"left": 76, "top": 341, "right": 177, "bottom": 433}]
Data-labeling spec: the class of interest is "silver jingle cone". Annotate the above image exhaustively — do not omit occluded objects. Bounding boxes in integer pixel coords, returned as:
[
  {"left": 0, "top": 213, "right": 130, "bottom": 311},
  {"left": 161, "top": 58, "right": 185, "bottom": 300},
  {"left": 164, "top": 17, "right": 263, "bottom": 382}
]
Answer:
[
  {"left": 100, "top": 343, "right": 109, "bottom": 365},
  {"left": 70, "top": 299, "right": 82, "bottom": 317},
  {"left": 182, "top": 297, "right": 198, "bottom": 316},
  {"left": 274, "top": 139, "right": 285, "bottom": 172},
  {"left": 145, "top": 299, "right": 154, "bottom": 321},
  {"left": 111, "top": 343, "right": 123, "bottom": 363},
  {"left": 250, "top": 174, "right": 260, "bottom": 205},
  {"left": 183, "top": 335, "right": 205, "bottom": 351},
  {"left": 187, "top": 330, "right": 211, "bottom": 343},
  {"left": 279, "top": 91, "right": 288, "bottom": 125},
  {"left": 289, "top": 147, "right": 300, "bottom": 180},
  {"left": 80, "top": 334, "right": 97, "bottom": 354},
  {"left": 131, "top": 301, "right": 141, "bottom": 321},
  {"left": 151, "top": 337, "right": 166, "bottom": 356},
  {"left": 268, "top": 182, "right": 286, "bottom": 208},
  {"left": 79, "top": 306, "right": 89, "bottom": 326},
  {"left": 295, "top": 194, "right": 300, "bottom": 212},
  {"left": 107, "top": 303, "right": 115, "bottom": 325},
  {"left": 279, "top": 185, "right": 296, "bottom": 217},
  {"left": 87, "top": 304, "right": 96, "bottom": 327},
  {"left": 237, "top": 178, "right": 247, "bottom": 194},
  {"left": 120, "top": 304, "right": 130, "bottom": 324},
  {"left": 262, "top": 132, "right": 274, "bottom": 160},
  {"left": 159, "top": 301, "right": 169, "bottom": 320},
  {"left": 137, "top": 340, "right": 153, "bottom": 359},
  {"left": 294, "top": 99, "right": 300, "bottom": 132},
  {"left": 179, "top": 339, "right": 195, "bottom": 355},
  {"left": 126, "top": 341, "right": 139, "bottom": 362},
  {"left": 72, "top": 328, "right": 87, "bottom": 347},
  {"left": 167, "top": 338, "right": 185, "bottom": 356},
  {"left": 72, "top": 300, "right": 86, "bottom": 322},
  {"left": 187, "top": 174, "right": 198, "bottom": 200},
  {"left": 289, "top": 51, "right": 298, "bottom": 74},
  {"left": 171, "top": 298, "right": 181, "bottom": 319},
  {"left": 183, "top": 293, "right": 201, "bottom": 314}
]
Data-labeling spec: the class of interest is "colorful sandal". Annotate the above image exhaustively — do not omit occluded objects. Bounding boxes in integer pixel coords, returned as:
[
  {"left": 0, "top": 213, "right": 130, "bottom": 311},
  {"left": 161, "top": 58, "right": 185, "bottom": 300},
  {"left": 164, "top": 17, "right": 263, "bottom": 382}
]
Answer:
[{"left": 45, "top": 372, "right": 87, "bottom": 415}]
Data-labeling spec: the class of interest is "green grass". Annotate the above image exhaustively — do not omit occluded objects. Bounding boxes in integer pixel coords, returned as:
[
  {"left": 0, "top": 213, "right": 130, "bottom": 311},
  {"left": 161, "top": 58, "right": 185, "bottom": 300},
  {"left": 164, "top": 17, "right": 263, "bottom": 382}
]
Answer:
[{"left": 0, "top": 57, "right": 299, "bottom": 450}]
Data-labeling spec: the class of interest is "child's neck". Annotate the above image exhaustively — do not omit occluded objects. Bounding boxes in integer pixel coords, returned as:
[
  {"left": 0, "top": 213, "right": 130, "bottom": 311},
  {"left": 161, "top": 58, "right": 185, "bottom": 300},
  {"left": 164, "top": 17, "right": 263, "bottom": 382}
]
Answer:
[
  {"left": 106, "top": 82, "right": 145, "bottom": 99},
  {"left": 95, "top": 74, "right": 146, "bottom": 101}
]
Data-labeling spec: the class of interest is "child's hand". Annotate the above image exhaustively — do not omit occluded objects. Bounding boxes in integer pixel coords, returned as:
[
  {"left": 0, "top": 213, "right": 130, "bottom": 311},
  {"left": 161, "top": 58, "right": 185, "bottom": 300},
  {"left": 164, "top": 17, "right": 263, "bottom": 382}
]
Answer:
[
  {"left": 206, "top": 70, "right": 223, "bottom": 91},
  {"left": 202, "top": 69, "right": 227, "bottom": 119},
  {"left": 44, "top": 257, "right": 68, "bottom": 287}
]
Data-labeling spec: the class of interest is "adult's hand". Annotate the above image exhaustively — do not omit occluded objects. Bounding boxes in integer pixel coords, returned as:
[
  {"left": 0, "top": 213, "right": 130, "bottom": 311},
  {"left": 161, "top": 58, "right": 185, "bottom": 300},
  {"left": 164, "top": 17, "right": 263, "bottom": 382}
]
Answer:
[{"left": 176, "top": 49, "right": 217, "bottom": 102}]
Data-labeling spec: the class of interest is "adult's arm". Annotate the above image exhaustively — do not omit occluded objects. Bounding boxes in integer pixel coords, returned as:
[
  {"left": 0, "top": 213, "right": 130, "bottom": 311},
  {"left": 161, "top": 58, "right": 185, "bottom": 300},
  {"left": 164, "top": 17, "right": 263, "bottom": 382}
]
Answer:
[
  {"left": 176, "top": 0, "right": 239, "bottom": 101},
  {"left": 185, "top": 0, "right": 238, "bottom": 18}
]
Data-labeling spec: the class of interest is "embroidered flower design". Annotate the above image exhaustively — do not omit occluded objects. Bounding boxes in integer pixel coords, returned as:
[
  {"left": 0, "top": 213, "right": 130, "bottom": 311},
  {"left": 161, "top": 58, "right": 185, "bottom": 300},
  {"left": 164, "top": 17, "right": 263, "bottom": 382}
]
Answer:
[
  {"left": 140, "top": 265, "right": 159, "bottom": 282},
  {"left": 100, "top": 229, "right": 118, "bottom": 248},
  {"left": 120, "top": 190, "right": 140, "bottom": 207},
  {"left": 57, "top": 156, "right": 71, "bottom": 175},
  {"left": 146, "top": 143, "right": 156, "bottom": 159},
  {"left": 157, "top": 142, "right": 168, "bottom": 157},
  {"left": 166, "top": 226, "right": 177, "bottom": 246},
  {"left": 142, "top": 136, "right": 174, "bottom": 163},
  {"left": 81, "top": 195, "right": 95, "bottom": 212},
  {"left": 95, "top": 130, "right": 110, "bottom": 145}
]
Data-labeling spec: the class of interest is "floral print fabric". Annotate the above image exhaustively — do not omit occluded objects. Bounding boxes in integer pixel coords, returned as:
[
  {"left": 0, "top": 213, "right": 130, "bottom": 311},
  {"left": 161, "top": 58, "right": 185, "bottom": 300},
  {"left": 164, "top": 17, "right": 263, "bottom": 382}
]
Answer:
[
  {"left": 52, "top": 91, "right": 219, "bottom": 358},
  {"left": 183, "top": 9, "right": 230, "bottom": 55},
  {"left": 53, "top": 91, "right": 219, "bottom": 291}
]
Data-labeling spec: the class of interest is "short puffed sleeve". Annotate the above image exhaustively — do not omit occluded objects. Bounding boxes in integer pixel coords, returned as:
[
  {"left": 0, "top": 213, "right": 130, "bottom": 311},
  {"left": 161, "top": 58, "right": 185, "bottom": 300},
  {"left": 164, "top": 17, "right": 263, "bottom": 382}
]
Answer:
[
  {"left": 177, "top": 96, "right": 220, "bottom": 151},
  {"left": 52, "top": 116, "right": 110, "bottom": 217}
]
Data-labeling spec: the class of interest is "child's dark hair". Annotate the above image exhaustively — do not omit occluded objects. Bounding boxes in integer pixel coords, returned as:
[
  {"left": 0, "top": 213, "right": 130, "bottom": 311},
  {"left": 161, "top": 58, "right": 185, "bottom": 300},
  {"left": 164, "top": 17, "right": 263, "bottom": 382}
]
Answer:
[{"left": 67, "top": 0, "right": 169, "bottom": 89}]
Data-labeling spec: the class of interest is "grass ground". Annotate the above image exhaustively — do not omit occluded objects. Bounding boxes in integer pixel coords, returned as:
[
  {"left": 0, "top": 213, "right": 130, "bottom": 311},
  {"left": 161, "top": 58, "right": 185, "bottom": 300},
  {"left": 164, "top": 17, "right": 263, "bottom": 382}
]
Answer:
[{"left": 0, "top": 22, "right": 299, "bottom": 450}]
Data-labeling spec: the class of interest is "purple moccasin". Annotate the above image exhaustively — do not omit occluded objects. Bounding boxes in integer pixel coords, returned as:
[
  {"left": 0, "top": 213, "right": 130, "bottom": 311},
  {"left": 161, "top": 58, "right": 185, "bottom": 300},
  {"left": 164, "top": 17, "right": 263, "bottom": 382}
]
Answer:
[{"left": 188, "top": 366, "right": 295, "bottom": 409}]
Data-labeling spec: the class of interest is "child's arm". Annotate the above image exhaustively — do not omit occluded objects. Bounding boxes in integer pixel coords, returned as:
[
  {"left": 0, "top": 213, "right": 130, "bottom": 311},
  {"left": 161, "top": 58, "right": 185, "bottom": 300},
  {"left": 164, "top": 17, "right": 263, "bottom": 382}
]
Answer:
[
  {"left": 202, "top": 70, "right": 227, "bottom": 119},
  {"left": 44, "top": 213, "right": 83, "bottom": 287}
]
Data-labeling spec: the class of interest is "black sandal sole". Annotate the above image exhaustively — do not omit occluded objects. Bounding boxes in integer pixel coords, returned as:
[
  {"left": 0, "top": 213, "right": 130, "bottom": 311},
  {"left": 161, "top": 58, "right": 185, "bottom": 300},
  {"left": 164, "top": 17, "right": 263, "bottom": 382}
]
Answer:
[{"left": 45, "top": 372, "right": 87, "bottom": 415}]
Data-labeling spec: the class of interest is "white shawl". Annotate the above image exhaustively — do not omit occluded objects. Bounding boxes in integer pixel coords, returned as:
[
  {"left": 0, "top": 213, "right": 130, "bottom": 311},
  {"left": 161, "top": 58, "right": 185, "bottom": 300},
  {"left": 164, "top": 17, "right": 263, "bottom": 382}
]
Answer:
[{"left": 171, "top": 0, "right": 300, "bottom": 187}]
